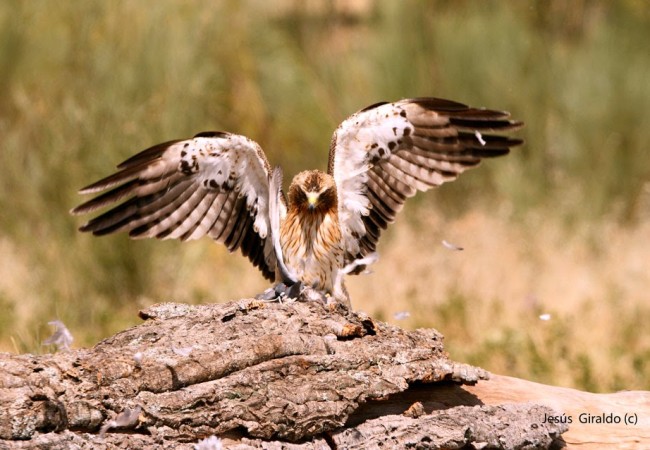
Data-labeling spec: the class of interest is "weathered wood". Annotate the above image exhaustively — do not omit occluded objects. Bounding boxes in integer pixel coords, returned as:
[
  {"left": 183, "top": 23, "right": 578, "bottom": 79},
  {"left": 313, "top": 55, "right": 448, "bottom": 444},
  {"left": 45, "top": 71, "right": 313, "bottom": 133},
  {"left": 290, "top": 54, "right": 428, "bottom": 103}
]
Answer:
[
  {"left": 1, "top": 299, "right": 570, "bottom": 449},
  {"left": 344, "top": 376, "right": 650, "bottom": 449},
  {"left": 466, "top": 374, "right": 650, "bottom": 449}
]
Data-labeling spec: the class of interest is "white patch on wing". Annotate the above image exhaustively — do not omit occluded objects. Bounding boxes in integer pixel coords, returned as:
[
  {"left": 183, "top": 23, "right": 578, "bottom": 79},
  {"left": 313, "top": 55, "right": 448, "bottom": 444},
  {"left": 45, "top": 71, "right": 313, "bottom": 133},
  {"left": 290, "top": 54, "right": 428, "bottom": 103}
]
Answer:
[
  {"left": 332, "top": 103, "right": 412, "bottom": 255},
  {"left": 474, "top": 130, "right": 486, "bottom": 146},
  {"left": 180, "top": 135, "right": 271, "bottom": 240}
]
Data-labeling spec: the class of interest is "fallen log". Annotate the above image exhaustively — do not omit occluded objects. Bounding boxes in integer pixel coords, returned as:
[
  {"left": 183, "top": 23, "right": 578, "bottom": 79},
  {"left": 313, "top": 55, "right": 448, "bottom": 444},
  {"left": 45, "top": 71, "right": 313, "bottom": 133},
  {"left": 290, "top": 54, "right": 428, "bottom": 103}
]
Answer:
[
  {"left": 0, "top": 298, "right": 643, "bottom": 449},
  {"left": 466, "top": 375, "right": 650, "bottom": 449}
]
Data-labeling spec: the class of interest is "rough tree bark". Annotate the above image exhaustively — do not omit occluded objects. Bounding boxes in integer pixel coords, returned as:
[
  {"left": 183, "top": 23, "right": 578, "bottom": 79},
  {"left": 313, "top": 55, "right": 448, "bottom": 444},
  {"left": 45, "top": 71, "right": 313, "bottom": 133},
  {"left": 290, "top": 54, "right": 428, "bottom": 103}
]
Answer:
[{"left": 0, "top": 298, "right": 645, "bottom": 449}]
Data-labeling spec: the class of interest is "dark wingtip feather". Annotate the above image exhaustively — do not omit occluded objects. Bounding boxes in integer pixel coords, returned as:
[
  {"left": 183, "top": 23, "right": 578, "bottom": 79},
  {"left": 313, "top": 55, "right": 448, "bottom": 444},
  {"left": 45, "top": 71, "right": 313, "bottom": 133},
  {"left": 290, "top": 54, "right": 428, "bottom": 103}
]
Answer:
[
  {"left": 410, "top": 97, "right": 525, "bottom": 130},
  {"left": 459, "top": 132, "right": 524, "bottom": 155},
  {"left": 408, "top": 97, "right": 469, "bottom": 111},
  {"left": 358, "top": 101, "right": 390, "bottom": 113},
  {"left": 469, "top": 148, "right": 511, "bottom": 158},
  {"left": 448, "top": 107, "right": 511, "bottom": 119},
  {"left": 71, "top": 200, "right": 96, "bottom": 216},
  {"left": 78, "top": 220, "right": 113, "bottom": 235},
  {"left": 502, "top": 120, "right": 525, "bottom": 131},
  {"left": 450, "top": 117, "right": 524, "bottom": 132},
  {"left": 72, "top": 179, "right": 139, "bottom": 215},
  {"left": 193, "top": 131, "right": 230, "bottom": 139},
  {"left": 116, "top": 139, "right": 182, "bottom": 170},
  {"left": 77, "top": 164, "right": 145, "bottom": 195}
]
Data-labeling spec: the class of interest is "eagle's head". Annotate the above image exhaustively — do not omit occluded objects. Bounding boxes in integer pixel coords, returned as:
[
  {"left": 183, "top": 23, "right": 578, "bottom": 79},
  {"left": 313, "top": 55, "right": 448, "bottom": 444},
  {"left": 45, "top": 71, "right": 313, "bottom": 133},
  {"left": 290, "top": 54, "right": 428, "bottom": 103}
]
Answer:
[{"left": 288, "top": 170, "right": 338, "bottom": 214}]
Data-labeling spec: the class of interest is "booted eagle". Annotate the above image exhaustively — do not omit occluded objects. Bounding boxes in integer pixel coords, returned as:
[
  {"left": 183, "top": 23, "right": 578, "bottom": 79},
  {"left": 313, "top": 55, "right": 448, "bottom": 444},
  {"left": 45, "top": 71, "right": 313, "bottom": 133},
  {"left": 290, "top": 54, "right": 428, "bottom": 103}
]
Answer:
[{"left": 72, "top": 98, "right": 522, "bottom": 307}]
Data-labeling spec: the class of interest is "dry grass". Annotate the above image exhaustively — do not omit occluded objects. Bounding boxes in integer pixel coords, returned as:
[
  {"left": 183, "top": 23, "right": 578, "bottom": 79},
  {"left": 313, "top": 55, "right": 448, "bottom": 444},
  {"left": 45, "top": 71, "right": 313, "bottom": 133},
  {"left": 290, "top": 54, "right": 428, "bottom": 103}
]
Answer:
[{"left": 349, "top": 205, "right": 650, "bottom": 391}]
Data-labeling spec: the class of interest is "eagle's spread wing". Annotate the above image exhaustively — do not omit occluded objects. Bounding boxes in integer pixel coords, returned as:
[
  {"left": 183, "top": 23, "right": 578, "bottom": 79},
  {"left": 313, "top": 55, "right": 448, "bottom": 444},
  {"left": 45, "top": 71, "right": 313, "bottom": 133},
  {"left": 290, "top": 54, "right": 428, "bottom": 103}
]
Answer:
[
  {"left": 71, "top": 131, "right": 278, "bottom": 281},
  {"left": 328, "top": 97, "right": 523, "bottom": 269}
]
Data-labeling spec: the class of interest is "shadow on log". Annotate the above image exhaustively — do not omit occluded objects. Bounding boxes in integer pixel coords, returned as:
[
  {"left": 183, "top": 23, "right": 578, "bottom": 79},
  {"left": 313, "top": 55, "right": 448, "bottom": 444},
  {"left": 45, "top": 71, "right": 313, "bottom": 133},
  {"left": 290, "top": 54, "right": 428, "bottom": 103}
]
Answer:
[{"left": 0, "top": 298, "right": 644, "bottom": 449}]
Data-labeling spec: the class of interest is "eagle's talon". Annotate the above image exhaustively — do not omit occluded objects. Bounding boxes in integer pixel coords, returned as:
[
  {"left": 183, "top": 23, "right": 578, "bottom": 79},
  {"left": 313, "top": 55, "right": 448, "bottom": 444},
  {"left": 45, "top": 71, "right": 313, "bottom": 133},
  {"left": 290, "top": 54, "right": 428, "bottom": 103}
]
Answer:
[
  {"left": 255, "top": 281, "right": 303, "bottom": 303},
  {"left": 298, "top": 286, "right": 331, "bottom": 305},
  {"left": 284, "top": 281, "right": 303, "bottom": 300},
  {"left": 254, "top": 287, "right": 280, "bottom": 302}
]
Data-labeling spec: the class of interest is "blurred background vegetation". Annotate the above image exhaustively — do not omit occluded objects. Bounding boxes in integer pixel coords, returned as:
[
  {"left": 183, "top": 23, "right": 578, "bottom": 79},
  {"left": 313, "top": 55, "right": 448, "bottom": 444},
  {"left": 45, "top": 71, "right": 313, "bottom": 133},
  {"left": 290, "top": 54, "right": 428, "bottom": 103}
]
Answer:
[{"left": 0, "top": 0, "right": 649, "bottom": 392}]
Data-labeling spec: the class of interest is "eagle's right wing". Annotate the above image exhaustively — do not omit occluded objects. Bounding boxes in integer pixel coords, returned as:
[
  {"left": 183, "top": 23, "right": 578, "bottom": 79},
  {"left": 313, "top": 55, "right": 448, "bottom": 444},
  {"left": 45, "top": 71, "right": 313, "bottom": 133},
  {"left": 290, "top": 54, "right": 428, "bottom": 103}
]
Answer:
[{"left": 71, "top": 131, "right": 279, "bottom": 281}]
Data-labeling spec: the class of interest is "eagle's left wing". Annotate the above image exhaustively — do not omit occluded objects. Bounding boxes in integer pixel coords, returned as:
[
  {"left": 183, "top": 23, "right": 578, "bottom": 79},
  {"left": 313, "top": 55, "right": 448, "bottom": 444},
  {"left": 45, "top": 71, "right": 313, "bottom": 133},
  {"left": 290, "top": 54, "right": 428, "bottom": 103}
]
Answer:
[{"left": 328, "top": 97, "right": 523, "bottom": 271}]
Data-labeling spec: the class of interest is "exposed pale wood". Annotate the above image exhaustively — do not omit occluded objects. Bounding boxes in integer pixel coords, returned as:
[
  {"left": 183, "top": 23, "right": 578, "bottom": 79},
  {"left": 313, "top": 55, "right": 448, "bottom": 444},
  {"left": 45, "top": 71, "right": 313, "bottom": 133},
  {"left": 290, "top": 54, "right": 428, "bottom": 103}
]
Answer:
[
  {"left": 345, "top": 377, "right": 650, "bottom": 449},
  {"left": 465, "top": 375, "right": 650, "bottom": 449}
]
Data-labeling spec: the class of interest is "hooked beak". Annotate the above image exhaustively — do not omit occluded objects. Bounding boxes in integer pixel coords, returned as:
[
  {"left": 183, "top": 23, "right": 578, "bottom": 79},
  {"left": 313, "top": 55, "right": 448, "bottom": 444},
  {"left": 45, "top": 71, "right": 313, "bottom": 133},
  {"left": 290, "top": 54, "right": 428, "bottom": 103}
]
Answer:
[{"left": 307, "top": 192, "right": 318, "bottom": 210}]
